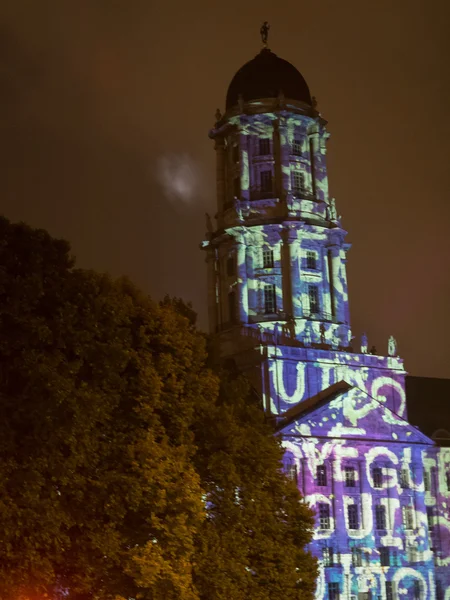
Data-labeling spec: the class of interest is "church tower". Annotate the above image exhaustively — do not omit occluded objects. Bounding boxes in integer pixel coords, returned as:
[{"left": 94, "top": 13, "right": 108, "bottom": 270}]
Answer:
[
  {"left": 203, "top": 25, "right": 450, "bottom": 600},
  {"left": 202, "top": 28, "right": 406, "bottom": 419}
]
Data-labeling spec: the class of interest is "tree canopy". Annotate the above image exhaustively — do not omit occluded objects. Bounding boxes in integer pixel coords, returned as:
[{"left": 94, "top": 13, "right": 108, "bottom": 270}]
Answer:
[{"left": 0, "top": 217, "right": 317, "bottom": 599}]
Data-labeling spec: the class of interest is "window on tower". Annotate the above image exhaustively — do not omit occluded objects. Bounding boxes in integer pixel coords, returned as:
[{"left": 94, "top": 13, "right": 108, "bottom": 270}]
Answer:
[
  {"left": 259, "top": 138, "right": 270, "bottom": 155},
  {"left": 262, "top": 249, "right": 274, "bottom": 269},
  {"left": 292, "top": 170, "right": 306, "bottom": 195},
  {"left": 306, "top": 250, "right": 317, "bottom": 270},
  {"left": 292, "top": 138, "right": 302, "bottom": 156},
  {"left": 232, "top": 144, "right": 239, "bottom": 163},
  {"left": 260, "top": 170, "right": 272, "bottom": 193},
  {"left": 264, "top": 283, "right": 276, "bottom": 314},
  {"left": 308, "top": 284, "right": 320, "bottom": 315},
  {"left": 427, "top": 507, "right": 434, "bottom": 531}
]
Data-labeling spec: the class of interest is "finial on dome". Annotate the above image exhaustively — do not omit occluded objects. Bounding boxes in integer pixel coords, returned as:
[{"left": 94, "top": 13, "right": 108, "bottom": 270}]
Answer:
[{"left": 260, "top": 21, "right": 270, "bottom": 48}]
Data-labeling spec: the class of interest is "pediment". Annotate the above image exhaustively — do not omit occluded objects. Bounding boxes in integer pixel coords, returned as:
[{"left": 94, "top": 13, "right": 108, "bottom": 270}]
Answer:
[{"left": 276, "top": 382, "right": 433, "bottom": 445}]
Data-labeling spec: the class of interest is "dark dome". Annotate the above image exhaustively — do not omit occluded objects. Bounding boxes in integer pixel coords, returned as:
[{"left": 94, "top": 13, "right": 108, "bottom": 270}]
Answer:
[{"left": 226, "top": 48, "right": 312, "bottom": 110}]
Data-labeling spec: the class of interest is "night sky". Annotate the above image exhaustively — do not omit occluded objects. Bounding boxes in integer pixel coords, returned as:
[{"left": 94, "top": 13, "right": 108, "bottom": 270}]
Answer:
[{"left": 1, "top": 1, "right": 449, "bottom": 379}]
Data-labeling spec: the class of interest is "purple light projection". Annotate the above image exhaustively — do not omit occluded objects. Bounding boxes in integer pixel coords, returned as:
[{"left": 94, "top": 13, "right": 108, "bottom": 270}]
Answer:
[{"left": 202, "top": 41, "right": 450, "bottom": 600}]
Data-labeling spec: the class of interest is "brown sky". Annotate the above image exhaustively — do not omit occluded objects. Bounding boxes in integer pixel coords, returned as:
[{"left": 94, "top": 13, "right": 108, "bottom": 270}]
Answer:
[{"left": 1, "top": 0, "right": 449, "bottom": 378}]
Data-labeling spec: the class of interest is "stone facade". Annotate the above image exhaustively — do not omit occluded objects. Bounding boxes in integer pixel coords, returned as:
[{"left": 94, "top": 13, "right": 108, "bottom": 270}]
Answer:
[{"left": 202, "top": 49, "right": 450, "bottom": 600}]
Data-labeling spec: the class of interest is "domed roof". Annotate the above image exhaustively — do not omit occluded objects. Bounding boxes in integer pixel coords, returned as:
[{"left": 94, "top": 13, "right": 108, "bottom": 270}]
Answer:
[{"left": 226, "top": 48, "right": 312, "bottom": 110}]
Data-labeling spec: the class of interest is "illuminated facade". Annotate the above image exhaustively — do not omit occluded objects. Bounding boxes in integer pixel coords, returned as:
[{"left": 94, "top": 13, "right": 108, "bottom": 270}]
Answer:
[{"left": 202, "top": 39, "right": 450, "bottom": 600}]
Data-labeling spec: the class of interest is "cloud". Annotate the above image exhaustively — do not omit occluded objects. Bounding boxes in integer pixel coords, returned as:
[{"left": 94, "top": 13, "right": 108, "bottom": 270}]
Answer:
[{"left": 155, "top": 153, "right": 200, "bottom": 206}]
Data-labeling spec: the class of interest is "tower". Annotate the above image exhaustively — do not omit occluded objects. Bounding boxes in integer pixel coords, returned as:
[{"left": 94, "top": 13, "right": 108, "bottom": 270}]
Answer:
[{"left": 202, "top": 28, "right": 450, "bottom": 600}]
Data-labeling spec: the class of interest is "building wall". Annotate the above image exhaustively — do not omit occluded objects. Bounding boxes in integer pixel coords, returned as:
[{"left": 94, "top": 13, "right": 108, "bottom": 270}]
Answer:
[{"left": 204, "top": 92, "right": 450, "bottom": 600}]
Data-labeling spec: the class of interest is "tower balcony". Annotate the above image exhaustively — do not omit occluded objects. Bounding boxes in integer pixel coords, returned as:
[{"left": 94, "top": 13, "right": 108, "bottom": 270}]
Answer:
[
  {"left": 302, "top": 309, "right": 339, "bottom": 323},
  {"left": 250, "top": 188, "right": 277, "bottom": 201}
]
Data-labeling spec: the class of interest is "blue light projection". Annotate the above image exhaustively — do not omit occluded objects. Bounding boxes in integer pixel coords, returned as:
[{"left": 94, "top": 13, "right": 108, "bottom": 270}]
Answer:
[{"left": 202, "top": 57, "right": 450, "bottom": 600}]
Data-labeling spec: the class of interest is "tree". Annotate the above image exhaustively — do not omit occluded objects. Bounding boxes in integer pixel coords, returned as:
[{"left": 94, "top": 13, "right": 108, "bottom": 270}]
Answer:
[
  {"left": 192, "top": 375, "right": 318, "bottom": 600},
  {"left": 0, "top": 217, "right": 317, "bottom": 599},
  {"left": 0, "top": 217, "right": 217, "bottom": 599}
]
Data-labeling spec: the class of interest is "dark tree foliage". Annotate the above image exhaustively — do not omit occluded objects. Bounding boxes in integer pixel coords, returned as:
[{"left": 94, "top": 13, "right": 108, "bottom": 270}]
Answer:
[
  {"left": 192, "top": 375, "right": 317, "bottom": 600},
  {"left": 0, "top": 217, "right": 317, "bottom": 600},
  {"left": 0, "top": 217, "right": 213, "bottom": 599}
]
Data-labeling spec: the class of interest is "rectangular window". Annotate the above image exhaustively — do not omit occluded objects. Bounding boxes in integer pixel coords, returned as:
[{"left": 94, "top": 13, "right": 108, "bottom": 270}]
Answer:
[
  {"left": 447, "top": 471, "right": 450, "bottom": 492},
  {"left": 400, "top": 468, "right": 409, "bottom": 489},
  {"left": 414, "top": 580, "right": 420, "bottom": 600},
  {"left": 328, "top": 582, "right": 340, "bottom": 600},
  {"left": 344, "top": 466, "right": 356, "bottom": 488},
  {"left": 285, "top": 461, "right": 297, "bottom": 484},
  {"left": 292, "top": 138, "right": 302, "bottom": 156},
  {"left": 372, "top": 467, "right": 383, "bottom": 488},
  {"left": 264, "top": 283, "right": 276, "bottom": 314},
  {"left": 232, "top": 144, "right": 239, "bottom": 163},
  {"left": 424, "top": 470, "right": 431, "bottom": 492},
  {"left": 402, "top": 505, "right": 414, "bottom": 530},
  {"left": 260, "top": 170, "right": 272, "bottom": 193},
  {"left": 351, "top": 547, "right": 362, "bottom": 567},
  {"left": 306, "top": 250, "right": 317, "bottom": 270},
  {"left": 323, "top": 546, "right": 333, "bottom": 567},
  {"left": 427, "top": 507, "right": 434, "bottom": 531},
  {"left": 385, "top": 582, "right": 393, "bottom": 600},
  {"left": 379, "top": 547, "right": 390, "bottom": 567},
  {"left": 347, "top": 504, "right": 359, "bottom": 530},
  {"left": 233, "top": 176, "right": 240, "bottom": 198},
  {"left": 259, "top": 138, "right": 270, "bottom": 155},
  {"left": 292, "top": 170, "right": 305, "bottom": 194},
  {"left": 317, "top": 465, "right": 327, "bottom": 487},
  {"left": 318, "top": 503, "right": 331, "bottom": 530},
  {"left": 226, "top": 254, "right": 236, "bottom": 276},
  {"left": 375, "top": 505, "right": 386, "bottom": 530},
  {"left": 262, "top": 249, "right": 274, "bottom": 269},
  {"left": 308, "top": 284, "right": 320, "bottom": 314}
]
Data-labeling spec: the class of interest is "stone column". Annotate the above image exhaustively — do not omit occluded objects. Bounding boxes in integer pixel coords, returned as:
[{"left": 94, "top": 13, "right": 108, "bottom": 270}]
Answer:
[
  {"left": 274, "top": 117, "right": 290, "bottom": 206},
  {"left": 332, "top": 459, "right": 346, "bottom": 535},
  {"left": 323, "top": 250, "right": 333, "bottom": 319},
  {"left": 310, "top": 129, "right": 330, "bottom": 202},
  {"left": 289, "top": 238, "right": 301, "bottom": 319},
  {"left": 239, "top": 127, "right": 250, "bottom": 203},
  {"left": 280, "top": 228, "right": 294, "bottom": 318},
  {"left": 237, "top": 240, "right": 248, "bottom": 323},
  {"left": 329, "top": 245, "right": 345, "bottom": 323}
]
